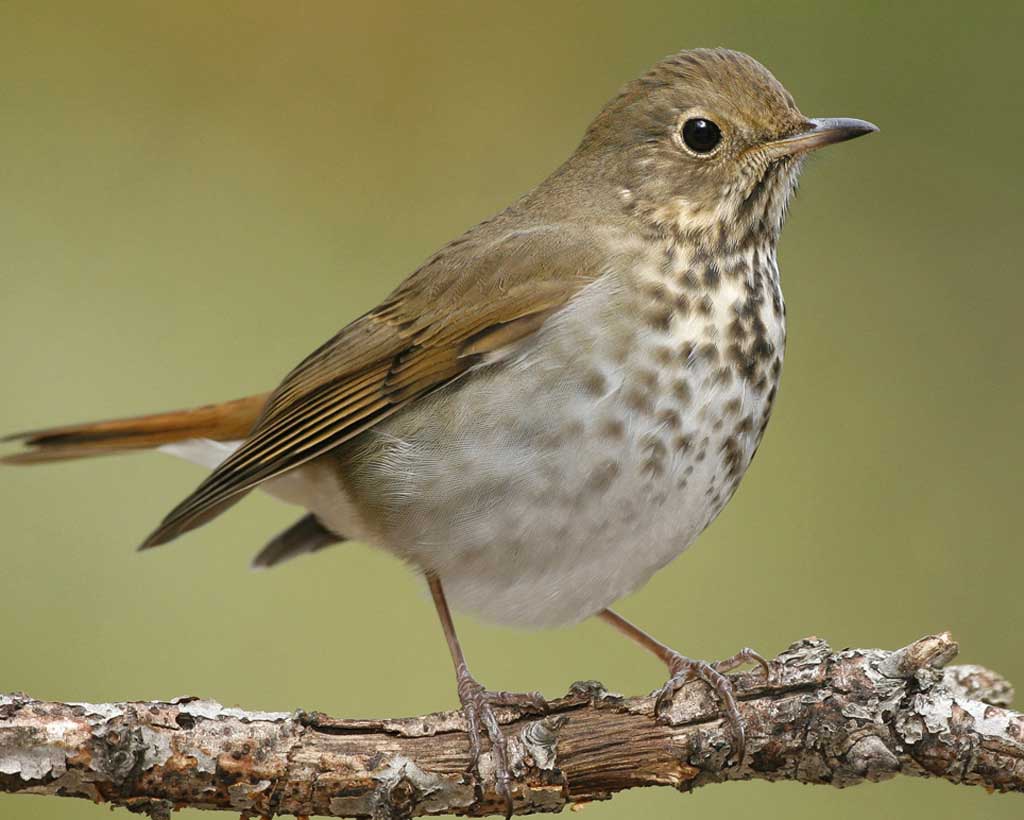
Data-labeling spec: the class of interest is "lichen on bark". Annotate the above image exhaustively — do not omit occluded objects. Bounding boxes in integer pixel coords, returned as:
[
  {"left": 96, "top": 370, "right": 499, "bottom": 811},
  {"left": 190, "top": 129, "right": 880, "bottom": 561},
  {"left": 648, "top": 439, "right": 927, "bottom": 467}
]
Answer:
[{"left": 1, "top": 633, "right": 1021, "bottom": 817}]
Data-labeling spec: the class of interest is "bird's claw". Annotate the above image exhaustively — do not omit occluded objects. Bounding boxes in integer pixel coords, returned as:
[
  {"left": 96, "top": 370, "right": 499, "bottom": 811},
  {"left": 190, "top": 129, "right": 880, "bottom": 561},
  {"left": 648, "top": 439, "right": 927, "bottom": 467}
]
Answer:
[
  {"left": 457, "top": 676, "right": 547, "bottom": 818},
  {"left": 653, "top": 647, "right": 770, "bottom": 766},
  {"left": 711, "top": 646, "right": 771, "bottom": 677}
]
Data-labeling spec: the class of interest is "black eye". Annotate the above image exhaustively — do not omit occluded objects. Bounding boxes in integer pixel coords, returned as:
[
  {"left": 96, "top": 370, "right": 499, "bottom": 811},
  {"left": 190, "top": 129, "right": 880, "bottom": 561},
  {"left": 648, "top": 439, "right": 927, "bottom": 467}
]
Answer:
[{"left": 681, "top": 118, "right": 722, "bottom": 154}]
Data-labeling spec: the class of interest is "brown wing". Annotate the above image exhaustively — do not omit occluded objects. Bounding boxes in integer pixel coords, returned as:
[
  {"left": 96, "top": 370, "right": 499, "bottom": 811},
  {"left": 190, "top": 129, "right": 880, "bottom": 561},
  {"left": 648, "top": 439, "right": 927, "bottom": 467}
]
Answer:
[{"left": 140, "top": 223, "right": 608, "bottom": 548}]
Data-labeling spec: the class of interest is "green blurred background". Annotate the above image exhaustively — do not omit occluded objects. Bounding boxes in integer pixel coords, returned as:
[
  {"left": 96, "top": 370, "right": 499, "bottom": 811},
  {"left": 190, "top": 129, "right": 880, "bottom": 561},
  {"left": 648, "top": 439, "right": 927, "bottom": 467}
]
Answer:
[{"left": 2, "top": 2, "right": 1021, "bottom": 818}]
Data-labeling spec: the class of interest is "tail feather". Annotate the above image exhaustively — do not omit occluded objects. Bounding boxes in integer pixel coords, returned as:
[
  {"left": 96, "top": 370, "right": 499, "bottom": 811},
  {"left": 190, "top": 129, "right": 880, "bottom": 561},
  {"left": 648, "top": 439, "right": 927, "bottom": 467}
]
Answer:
[
  {"left": 251, "top": 513, "right": 345, "bottom": 569},
  {"left": 2, "top": 393, "right": 270, "bottom": 465}
]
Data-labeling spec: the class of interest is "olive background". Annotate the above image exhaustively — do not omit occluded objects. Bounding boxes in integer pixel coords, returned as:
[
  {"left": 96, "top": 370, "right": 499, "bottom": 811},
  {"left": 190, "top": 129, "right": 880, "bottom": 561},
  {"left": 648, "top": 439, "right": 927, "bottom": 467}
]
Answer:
[{"left": 2, "top": 3, "right": 1021, "bottom": 819}]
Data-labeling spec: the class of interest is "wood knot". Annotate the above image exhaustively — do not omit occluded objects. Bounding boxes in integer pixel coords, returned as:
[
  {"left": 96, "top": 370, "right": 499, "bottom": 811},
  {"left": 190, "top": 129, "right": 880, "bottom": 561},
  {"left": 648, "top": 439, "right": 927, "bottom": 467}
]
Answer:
[
  {"left": 879, "top": 633, "right": 958, "bottom": 679},
  {"left": 521, "top": 715, "right": 570, "bottom": 771},
  {"left": 844, "top": 735, "right": 899, "bottom": 781}
]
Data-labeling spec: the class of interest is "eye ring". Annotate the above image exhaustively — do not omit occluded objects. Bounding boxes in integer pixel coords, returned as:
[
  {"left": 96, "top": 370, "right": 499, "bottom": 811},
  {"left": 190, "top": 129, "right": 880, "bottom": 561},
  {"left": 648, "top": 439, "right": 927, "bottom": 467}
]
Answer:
[{"left": 680, "top": 117, "right": 722, "bottom": 155}]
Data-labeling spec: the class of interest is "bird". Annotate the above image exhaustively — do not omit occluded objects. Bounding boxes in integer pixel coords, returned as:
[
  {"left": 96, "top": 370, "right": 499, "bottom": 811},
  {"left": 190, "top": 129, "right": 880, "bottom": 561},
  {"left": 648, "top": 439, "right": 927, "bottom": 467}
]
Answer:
[{"left": 2, "top": 47, "right": 876, "bottom": 815}]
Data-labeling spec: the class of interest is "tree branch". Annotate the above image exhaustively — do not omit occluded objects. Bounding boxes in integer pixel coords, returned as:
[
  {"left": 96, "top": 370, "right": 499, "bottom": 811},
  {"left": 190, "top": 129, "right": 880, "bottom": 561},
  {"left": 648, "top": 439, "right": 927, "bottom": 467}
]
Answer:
[{"left": 1, "top": 633, "right": 1021, "bottom": 818}]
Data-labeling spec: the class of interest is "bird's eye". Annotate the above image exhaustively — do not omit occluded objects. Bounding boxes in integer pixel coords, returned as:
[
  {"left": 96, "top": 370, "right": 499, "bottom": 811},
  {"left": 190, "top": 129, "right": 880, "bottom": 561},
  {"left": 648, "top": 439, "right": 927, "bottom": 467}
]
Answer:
[{"left": 681, "top": 118, "right": 722, "bottom": 154}]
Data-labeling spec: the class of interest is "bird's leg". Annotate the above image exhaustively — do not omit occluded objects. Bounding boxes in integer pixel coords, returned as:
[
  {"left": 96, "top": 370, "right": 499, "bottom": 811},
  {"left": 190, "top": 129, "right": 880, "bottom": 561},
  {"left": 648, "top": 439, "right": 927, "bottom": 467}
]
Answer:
[
  {"left": 597, "top": 608, "right": 769, "bottom": 764},
  {"left": 427, "top": 572, "right": 547, "bottom": 817}
]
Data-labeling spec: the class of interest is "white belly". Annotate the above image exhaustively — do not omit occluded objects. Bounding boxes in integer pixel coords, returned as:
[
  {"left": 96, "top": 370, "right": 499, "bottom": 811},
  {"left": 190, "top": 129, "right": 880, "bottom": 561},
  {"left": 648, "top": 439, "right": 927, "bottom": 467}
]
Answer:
[
  {"left": 326, "top": 265, "right": 784, "bottom": 628},
  {"left": 162, "top": 255, "right": 785, "bottom": 630}
]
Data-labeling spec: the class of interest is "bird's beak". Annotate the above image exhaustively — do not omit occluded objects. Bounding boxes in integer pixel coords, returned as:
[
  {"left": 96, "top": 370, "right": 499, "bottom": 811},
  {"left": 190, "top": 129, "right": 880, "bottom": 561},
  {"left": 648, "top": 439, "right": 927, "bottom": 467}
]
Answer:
[{"left": 763, "top": 117, "right": 878, "bottom": 157}]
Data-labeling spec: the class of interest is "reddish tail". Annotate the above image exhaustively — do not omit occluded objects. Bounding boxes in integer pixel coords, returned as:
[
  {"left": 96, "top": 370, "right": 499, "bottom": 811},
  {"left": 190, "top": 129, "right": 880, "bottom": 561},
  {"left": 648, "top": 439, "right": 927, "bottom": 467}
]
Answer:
[{"left": 1, "top": 393, "right": 270, "bottom": 465}]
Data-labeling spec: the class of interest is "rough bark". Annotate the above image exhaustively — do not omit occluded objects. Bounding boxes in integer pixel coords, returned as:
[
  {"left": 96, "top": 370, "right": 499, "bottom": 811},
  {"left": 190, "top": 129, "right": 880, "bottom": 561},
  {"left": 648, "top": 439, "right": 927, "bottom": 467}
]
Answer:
[{"left": 1, "top": 633, "right": 1021, "bottom": 818}]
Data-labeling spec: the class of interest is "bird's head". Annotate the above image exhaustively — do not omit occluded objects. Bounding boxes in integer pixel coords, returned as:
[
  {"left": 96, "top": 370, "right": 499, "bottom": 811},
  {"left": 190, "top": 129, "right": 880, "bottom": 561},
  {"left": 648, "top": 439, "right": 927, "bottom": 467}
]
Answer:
[{"left": 577, "top": 48, "right": 876, "bottom": 250}]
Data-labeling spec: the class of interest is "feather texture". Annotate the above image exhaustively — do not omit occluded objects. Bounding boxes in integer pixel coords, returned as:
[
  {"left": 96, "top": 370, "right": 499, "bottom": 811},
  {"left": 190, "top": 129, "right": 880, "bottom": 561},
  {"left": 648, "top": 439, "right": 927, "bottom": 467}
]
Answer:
[
  {"left": 139, "top": 223, "right": 611, "bottom": 549},
  {"left": 250, "top": 513, "right": 344, "bottom": 569},
  {"left": 2, "top": 394, "right": 268, "bottom": 465}
]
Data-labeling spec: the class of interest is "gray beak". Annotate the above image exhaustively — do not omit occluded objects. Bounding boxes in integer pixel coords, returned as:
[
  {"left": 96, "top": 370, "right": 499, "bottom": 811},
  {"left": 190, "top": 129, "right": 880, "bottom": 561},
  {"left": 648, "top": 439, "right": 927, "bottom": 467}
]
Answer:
[{"left": 764, "top": 117, "right": 879, "bottom": 156}]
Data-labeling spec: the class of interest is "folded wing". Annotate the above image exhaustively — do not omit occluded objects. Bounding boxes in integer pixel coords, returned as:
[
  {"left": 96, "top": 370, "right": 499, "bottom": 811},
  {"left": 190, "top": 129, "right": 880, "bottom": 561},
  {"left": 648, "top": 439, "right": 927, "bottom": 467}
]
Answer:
[{"left": 140, "top": 222, "right": 610, "bottom": 548}]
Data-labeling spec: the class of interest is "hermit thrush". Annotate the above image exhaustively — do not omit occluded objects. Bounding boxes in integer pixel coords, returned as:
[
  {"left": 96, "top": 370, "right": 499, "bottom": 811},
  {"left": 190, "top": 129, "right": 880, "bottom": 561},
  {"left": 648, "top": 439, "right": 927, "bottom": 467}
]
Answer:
[{"left": 3, "top": 48, "right": 876, "bottom": 814}]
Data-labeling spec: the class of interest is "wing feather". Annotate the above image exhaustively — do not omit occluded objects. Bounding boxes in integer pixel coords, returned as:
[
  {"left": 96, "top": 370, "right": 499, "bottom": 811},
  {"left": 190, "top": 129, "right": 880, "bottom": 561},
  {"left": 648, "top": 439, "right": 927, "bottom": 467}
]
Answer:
[{"left": 140, "top": 223, "right": 611, "bottom": 548}]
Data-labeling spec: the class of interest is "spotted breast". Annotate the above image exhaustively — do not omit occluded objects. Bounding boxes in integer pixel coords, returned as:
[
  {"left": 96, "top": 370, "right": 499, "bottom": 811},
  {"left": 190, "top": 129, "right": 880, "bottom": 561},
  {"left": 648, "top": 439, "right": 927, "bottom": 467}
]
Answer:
[{"left": 302, "top": 226, "right": 786, "bottom": 629}]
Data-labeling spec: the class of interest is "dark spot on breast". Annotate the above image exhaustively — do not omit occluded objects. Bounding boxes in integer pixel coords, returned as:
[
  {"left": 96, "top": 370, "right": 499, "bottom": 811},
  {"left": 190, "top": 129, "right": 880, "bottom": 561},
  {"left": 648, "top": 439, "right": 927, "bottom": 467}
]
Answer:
[
  {"left": 643, "top": 281, "right": 669, "bottom": 303},
  {"left": 610, "top": 341, "right": 631, "bottom": 366},
  {"left": 653, "top": 345, "right": 674, "bottom": 365},
  {"left": 737, "top": 297, "right": 759, "bottom": 319},
  {"left": 640, "top": 435, "right": 668, "bottom": 479},
  {"left": 586, "top": 460, "right": 621, "bottom": 494},
  {"left": 727, "top": 343, "right": 758, "bottom": 381},
  {"left": 624, "top": 386, "right": 654, "bottom": 415},
  {"left": 644, "top": 305, "right": 673, "bottom": 332},
  {"left": 727, "top": 318, "right": 746, "bottom": 341},
  {"left": 697, "top": 343, "right": 720, "bottom": 364},
  {"left": 662, "top": 243, "right": 678, "bottom": 273},
  {"left": 751, "top": 337, "right": 774, "bottom": 361},
  {"left": 656, "top": 408, "right": 681, "bottom": 430},
  {"left": 728, "top": 257, "right": 750, "bottom": 281},
  {"left": 673, "top": 433, "right": 694, "bottom": 453},
  {"left": 721, "top": 435, "right": 743, "bottom": 478},
  {"left": 635, "top": 369, "right": 660, "bottom": 391},
  {"left": 679, "top": 269, "right": 701, "bottom": 291},
  {"left": 537, "top": 428, "right": 567, "bottom": 449},
  {"left": 564, "top": 419, "right": 585, "bottom": 438},
  {"left": 697, "top": 295, "right": 714, "bottom": 316},
  {"left": 582, "top": 370, "right": 607, "bottom": 397},
  {"left": 671, "top": 378, "right": 692, "bottom": 404},
  {"left": 703, "top": 262, "right": 721, "bottom": 288},
  {"left": 723, "top": 397, "right": 741, "bottom": 415},
  {"left": 600, "top": 418, "right": 625, "bottom": 439},
  {"left": 737, "top": 230, "right": 759, "bottom": 255},
  {"left": 713, "top": 367, "right": 734, "bottom": 386}
]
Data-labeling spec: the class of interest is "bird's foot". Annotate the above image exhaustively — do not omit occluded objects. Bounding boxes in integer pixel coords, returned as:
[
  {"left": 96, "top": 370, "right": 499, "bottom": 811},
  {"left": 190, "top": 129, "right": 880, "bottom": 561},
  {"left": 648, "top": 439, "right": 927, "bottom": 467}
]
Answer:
[
  {"left": 456, "top": 673, "right": 547, "bottom": 817},
  {"left": 653, "top": 647, "right": 770, "bottom": 765}
]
